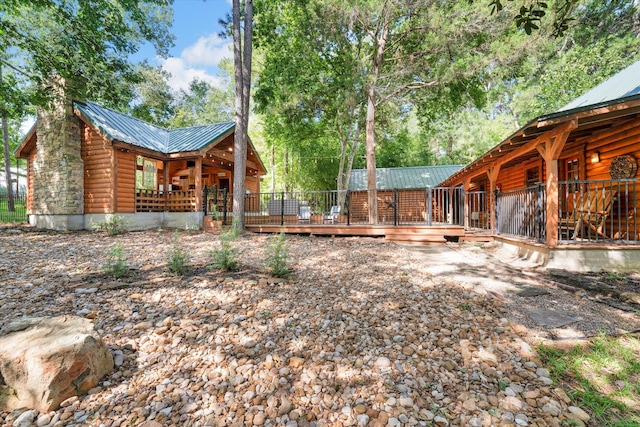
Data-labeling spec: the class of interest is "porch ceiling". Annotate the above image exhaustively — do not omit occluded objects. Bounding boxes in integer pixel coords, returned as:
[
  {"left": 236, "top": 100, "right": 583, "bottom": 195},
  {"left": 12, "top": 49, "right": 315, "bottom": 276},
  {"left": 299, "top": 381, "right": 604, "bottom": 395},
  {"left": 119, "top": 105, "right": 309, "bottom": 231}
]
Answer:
[{"left": 442, "top": 100, "right": 640, "bottom": 186}]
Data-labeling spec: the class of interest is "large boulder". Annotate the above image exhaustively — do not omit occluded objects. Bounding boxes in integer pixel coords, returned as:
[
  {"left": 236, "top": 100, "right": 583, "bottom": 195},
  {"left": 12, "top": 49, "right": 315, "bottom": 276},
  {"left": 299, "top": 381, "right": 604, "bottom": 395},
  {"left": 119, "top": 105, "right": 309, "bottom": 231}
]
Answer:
[{"left": 0, "top": 316, "right": 114, "bottom": 412}]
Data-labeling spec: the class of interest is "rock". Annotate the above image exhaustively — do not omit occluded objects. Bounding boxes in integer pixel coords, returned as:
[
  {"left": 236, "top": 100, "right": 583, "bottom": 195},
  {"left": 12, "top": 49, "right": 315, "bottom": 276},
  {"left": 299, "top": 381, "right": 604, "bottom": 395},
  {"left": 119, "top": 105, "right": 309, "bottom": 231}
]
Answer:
[
  {"left": 0, "top": 316, "right": 114, "bottom": 412},
  {"left": 139, "top": 421, "right": 164, "bottom": 427},
  {"left": 542, "top": 403, "right": 561, "bottom": 416},
  {"left": 12, "top": 409, "right": 36, "bottom": 427},
  {"left": 278, "top": 397, "right": 294, "bottom": 416},
  {"left": 253, "top": 412, "right": 266, "bottom": 425},
  {"left": 36, "top": 413, "right": 52, "bottom": 427},
  {"left": 620, "top": 292, "right": 640, "bottom": 304},
  {"left": 374, "top": 357, "right": 391, "bottom": 368},
  {"left": 568, "top": 406, "right": 590, "bottom": 422},
  {"left": 434, "top": 415, "right": 449, "bottom": 426},
  {"left": 501, "top": 396, "right": 523, "bottom": 412},
  {"left": 289, "top": 356, "right": 304, "bottom": 368}
]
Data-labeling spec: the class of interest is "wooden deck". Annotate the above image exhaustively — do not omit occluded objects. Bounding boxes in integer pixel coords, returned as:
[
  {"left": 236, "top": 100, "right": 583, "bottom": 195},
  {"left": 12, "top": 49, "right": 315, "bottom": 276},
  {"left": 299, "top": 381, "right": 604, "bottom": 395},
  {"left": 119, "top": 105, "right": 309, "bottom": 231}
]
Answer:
[{"left": 244, "top": 223, "right": 467, "bottom": 245}]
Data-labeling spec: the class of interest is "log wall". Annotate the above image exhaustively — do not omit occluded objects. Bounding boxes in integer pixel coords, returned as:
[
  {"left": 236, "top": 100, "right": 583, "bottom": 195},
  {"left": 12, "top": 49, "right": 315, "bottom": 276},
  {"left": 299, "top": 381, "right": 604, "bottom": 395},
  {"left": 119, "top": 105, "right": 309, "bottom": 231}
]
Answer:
[
  {"left": 82, "top": 126, "right": 114, "bottom": 213},
  {"left": 27, "top": 151, "right": 36, "bottom": 214},
  {"left": 116, "top": 150, "right": 136, "bottom": 213}
]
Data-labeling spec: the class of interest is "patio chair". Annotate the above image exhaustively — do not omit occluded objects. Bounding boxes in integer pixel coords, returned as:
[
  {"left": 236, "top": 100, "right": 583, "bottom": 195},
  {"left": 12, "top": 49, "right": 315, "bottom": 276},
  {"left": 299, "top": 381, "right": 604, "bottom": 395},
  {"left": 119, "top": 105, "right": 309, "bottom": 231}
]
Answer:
[
  {"left": 563, "top": 187, "right": 617, "bottom": 239},
  {"left": 323, "top": 205, "right": 341, "bottom": 224},
  {"left": 298, "top": 205, "right": 311, "bottom": 223}
]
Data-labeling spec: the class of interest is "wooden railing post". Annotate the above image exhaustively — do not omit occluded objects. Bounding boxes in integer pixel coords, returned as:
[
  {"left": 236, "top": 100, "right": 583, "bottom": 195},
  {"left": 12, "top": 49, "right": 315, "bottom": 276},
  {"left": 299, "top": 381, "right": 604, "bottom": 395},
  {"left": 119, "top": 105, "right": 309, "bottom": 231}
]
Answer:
[
  {"left": 393, "top": 188, "right": 398, "bottom": 226},
  {"left": 280, "top": 191, "right": 285, "bottom": 226},
  {"left": 427, "top": 188, "right": 433, "bottom": 226},
  {"left": 346, "top": 190, "right": 351, "bottom": 226}
]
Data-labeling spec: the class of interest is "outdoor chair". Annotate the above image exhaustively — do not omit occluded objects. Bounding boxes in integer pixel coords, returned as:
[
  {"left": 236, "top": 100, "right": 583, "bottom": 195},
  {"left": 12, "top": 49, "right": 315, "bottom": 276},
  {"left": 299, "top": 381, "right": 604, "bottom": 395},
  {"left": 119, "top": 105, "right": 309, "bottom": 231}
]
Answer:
[
  {"left": 323, "top": 205, "right": 341, "bottom": 224},
  {"left": 561, "top": 187, "right": 617, "bottom": 240},
  {"left": 298, "top": 205, "right": 311, "bottom": 223}
]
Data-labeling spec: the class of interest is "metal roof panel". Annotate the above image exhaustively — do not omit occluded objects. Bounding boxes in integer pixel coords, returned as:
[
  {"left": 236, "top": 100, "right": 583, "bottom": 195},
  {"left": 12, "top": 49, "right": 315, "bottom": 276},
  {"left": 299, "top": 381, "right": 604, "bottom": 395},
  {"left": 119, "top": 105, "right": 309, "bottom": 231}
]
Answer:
[
  {"left": 74, "top": 101, "right": 236, "bottom": 155},
  {"left": 349, "top": 165, "right": 464, "bottom": 190},
  {"left": 558, "top": 60, "right": 640, "bottom": 112},
  {"left": 168, "top": 122, "right": 235, "bottom": 153}
]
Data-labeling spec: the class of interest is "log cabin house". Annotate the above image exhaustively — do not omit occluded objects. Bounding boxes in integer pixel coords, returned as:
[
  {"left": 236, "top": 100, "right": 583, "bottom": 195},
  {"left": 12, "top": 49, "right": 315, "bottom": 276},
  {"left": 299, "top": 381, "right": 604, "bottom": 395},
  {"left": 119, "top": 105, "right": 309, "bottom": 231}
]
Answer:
[
  {"left": 15, "top": 99, "right": 266, "bottom": 231},
  {"left": 439, "top": 59, "right": 640, "bottom": 271}
]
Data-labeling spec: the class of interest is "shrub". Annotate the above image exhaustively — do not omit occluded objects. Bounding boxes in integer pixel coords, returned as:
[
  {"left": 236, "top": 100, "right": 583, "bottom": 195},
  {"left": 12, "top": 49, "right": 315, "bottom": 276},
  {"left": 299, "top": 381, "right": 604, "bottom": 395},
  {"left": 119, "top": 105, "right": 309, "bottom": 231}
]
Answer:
[
  {"left": 93, "top": 215, "right": 129, "bottom": 236},
  {"left": 209, "top": 227, "right": 239, "bottom": 271},
  {"left": 266, "top": 232, "right": 289, "bottom": 278},
  {"left": 167, "top": 232, "right": 191, "bottom": 275},
  {"left": 103, "top": 244, "right": 130, "bottom": 279}
]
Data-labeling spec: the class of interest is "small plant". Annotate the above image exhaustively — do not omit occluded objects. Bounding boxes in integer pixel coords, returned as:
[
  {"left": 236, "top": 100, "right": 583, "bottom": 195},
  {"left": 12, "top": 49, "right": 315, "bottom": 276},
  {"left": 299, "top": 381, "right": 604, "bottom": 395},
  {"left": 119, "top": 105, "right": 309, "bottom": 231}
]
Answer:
[
  {"left": 265, "top": 232, "right": 290, "bottom": 278},
  {"left": 93, "top": 215, "right": 129, "bottom": 236},
  {"left": 209, "top": 227, "right": 239, "bottom": 271},
  {"left": 103, "top": 244, "right": 130, "bottom": 279},
  {"left": 167, "top": 232, "right": 191, "bottom": 275}
]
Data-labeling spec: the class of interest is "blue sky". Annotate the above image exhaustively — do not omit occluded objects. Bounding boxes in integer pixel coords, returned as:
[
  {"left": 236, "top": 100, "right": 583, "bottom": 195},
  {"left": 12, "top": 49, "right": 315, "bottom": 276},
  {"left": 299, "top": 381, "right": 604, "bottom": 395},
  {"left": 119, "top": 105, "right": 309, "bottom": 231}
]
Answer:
[{"left": 138, "top": 0, "right": 234, "bottom": 91}]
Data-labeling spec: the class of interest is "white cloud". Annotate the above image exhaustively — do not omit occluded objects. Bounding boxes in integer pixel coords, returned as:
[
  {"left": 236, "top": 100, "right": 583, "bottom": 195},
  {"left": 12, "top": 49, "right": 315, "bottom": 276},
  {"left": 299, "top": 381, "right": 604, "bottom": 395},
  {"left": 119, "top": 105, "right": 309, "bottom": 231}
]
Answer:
[
  {"left": 159, "top": 57, "right": 223, "bottom": 92},
  {"left": 181, "top": 34, "right": 233, "bottom": 67}
]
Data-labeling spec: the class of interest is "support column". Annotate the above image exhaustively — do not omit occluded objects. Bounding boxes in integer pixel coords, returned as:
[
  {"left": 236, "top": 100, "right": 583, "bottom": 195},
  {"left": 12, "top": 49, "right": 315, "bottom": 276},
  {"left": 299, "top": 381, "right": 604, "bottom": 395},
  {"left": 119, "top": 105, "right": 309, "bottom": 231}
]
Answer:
[
  {"left": 546, "top": 159, "right": 559, "bottom": 246},
  {"left": 195, "top": 157, "right": 202, "bottom": 212},
  {"left": 488, "top": 166, "right": 501, "bottom": 234},
  {"left": 536, "top": 120, "right": 577, "bottom": 246},
  {"left": 463, "top": 178, "right": 471, "bottom": 229}
]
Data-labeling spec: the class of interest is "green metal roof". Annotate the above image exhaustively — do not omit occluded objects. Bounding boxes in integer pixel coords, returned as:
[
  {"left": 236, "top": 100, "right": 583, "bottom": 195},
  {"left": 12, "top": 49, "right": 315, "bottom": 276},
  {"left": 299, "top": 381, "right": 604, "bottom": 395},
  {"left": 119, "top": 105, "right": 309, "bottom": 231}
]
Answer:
[
  {"left": 555, "top": 60, "right": 640, "bottom": 114},
  {"left": 74, "top": 101, "right": 234, "bottom": 154},
  {"left": 349, "top": 165, "right": 464, "bottom": 190}
]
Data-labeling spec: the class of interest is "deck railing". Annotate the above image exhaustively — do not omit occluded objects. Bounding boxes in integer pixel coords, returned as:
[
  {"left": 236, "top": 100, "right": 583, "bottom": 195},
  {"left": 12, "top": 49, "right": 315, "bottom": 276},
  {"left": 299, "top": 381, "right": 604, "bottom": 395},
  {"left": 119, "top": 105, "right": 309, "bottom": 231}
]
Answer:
[
  {"left": 559, "top": 179, "right": 639, "bottom": 243},
  {"left": 466, "top": 190, "right": 491, "bottom": 230},
  {"left": 214, "top": 188, "right": 465, "bottom": 226},
  {"left": 135, "top": 189, "right": 197, "bottom": 213},
  {"left": 496, "top": 184, "right": 546, "bottom": 242}
]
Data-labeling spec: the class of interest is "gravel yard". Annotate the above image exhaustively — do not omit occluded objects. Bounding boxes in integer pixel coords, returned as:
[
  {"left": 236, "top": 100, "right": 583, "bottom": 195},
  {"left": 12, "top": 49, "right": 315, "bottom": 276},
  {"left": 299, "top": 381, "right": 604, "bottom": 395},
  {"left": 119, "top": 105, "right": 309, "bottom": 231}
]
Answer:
[{"left": 0, "top": 226, "right": 634, "bottom": 427}]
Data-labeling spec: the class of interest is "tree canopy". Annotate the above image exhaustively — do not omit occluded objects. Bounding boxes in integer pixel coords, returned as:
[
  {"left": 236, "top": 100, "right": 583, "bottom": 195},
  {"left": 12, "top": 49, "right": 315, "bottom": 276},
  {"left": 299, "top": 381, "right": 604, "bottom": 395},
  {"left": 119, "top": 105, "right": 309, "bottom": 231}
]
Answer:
[{"left": 0, "top": 0, "right": 175, "bottom": 116}]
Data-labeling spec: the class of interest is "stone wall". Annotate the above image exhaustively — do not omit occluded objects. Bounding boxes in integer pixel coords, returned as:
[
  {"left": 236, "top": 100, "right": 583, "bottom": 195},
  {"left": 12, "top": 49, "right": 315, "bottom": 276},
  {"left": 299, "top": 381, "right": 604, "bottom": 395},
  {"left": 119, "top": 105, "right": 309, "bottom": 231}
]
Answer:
[{"left": 33, "top": 83, "right": 84, "bottom": 215}]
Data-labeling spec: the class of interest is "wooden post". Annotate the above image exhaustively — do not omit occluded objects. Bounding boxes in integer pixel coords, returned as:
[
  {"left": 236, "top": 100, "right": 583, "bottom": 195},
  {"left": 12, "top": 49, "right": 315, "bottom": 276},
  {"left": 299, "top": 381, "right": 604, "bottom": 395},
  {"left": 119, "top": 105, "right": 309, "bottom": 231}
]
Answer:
[
  {"left": 195, "top": 157, "right": 202, "bottom": 212},
  {"left": 545, "top": 159, "right": 559, "bottom": 246},
  {"left": 536, "top": 120, "right": 577, "bottom": 246},
  {"left": 163, "top": 160, "right": 169, "bottom": 212},
  {"left": 463, "top": 178, "right": 471, "bottom": 229},
  {"left": 488, "top": 166, "right": 501, "bottom": 233}
]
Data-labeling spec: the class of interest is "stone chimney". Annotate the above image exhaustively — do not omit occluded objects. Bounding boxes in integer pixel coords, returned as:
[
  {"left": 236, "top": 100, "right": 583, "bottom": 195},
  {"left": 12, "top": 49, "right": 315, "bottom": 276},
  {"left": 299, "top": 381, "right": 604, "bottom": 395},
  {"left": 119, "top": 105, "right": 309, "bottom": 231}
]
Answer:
[{"left": 31, "top": 77, "right": 85, "bottom": 230}]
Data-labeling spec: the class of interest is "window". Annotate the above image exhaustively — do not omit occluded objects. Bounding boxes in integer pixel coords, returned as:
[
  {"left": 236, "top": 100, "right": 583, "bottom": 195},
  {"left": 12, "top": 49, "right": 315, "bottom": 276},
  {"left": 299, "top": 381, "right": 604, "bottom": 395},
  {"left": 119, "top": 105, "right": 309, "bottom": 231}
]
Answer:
[
  {"left": 136, "top": 156, "right": 158, "bottom": 190},
  {"left": 525, "top": 166, "right": 540, "bottom": 187},
  {"left": 565, "top": 158, "right": 580, "bottom": 192},
  {"left": 566, "top": 158, "right": 579, "bottom": 181}
]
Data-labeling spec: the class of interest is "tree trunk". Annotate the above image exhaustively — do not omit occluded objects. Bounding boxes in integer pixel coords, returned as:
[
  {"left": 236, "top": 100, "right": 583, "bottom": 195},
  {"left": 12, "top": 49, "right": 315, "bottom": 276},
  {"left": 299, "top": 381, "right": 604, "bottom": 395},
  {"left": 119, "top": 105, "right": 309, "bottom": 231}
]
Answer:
[
  {"left": 1, "top": 67, "right": 15, "bottom": 212},
  {"left": 364, "top": 6, "right": 390, "bottom": 225},
  {"left": 365, "top": 88, "right": 377, "bottom": 224},
  {"left": 231, "top": 0, "right": 253, "bottom": 230}
]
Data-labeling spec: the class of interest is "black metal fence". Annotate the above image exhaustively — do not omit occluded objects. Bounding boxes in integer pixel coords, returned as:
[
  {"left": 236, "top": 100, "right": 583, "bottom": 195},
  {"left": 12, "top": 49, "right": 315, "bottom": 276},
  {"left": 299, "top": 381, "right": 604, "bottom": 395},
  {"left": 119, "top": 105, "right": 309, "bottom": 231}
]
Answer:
[
  {"left": 0, "top": 190, "right": 27, "bottom": 223},
  {"left": 559, "top": 179, "right": 639, "bottom": 243},
  {"left": 207, "top": 188, "right": 466, "bottom": 227},
  {"left": 496, "top": 184, "right": 546, "bottom": 242}
]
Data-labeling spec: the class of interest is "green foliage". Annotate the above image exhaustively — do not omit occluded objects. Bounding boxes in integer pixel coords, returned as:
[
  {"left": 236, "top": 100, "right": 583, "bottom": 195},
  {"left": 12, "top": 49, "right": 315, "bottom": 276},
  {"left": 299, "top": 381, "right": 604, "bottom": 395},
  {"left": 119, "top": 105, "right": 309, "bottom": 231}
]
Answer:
[
  {"left": 103, "top": 244, "right": 130, "bottom": 279},
  {"left": 538, "top": 334, "right": 640, "bottom": 426},
  {"left": 93, "top": 215, "right": 129, "bottom": 236},
  {"left": 209, "top": 228, "right": 239, "bottom": 271},
  {"left": 167, "top": 232, "right": 191, "bottom": 276},
  {"left": 265, "top": 232, "right": 290, "bottom": 278},
  {"left": 0, "top": 0, "right": 174, "bottom": 113}
]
